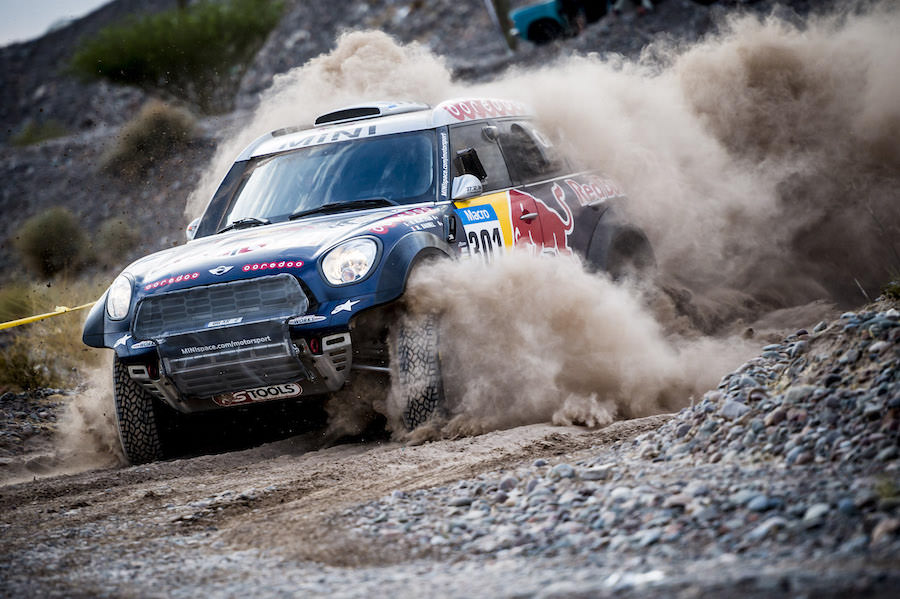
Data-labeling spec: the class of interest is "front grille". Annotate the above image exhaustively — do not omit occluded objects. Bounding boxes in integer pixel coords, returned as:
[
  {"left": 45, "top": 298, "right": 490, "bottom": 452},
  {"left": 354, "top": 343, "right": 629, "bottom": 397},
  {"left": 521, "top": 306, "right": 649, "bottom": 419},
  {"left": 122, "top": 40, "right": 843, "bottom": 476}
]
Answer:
[{"left": 133, "top": 274, "right": 308, "bottom": 339}]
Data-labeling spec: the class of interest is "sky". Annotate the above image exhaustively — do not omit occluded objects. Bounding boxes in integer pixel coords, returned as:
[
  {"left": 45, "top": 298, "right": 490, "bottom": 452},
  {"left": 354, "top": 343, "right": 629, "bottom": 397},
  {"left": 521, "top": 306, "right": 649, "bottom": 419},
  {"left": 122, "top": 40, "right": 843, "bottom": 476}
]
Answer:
[{"left": 0, "top": 0, "right": 108, "bottom": 46}]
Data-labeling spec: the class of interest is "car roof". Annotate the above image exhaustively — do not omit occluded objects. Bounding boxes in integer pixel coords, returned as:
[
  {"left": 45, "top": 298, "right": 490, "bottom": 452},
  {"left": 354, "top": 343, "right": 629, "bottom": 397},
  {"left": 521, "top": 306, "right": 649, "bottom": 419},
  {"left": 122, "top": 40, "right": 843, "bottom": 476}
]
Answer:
[{"left": 239, "top": 98, "right": 533, "bottom": 160}]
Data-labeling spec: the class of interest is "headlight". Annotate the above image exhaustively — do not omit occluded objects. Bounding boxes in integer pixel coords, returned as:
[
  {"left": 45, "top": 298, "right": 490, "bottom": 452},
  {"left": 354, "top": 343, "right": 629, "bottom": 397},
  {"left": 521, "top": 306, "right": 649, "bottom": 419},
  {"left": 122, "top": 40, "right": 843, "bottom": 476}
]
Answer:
[
  {"left": 321, "top": 238, "right": 378, "bottom": 285},
  {"left": 106, "top": 274, "right": 133, "bottom": 320}
]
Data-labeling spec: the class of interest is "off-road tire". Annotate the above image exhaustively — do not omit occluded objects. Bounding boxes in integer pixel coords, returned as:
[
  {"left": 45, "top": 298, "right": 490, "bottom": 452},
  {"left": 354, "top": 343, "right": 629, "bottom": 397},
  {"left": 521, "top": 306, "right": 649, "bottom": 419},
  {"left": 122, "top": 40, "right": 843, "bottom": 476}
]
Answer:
[
  {"left": 113, "top": 358, "right": 165, "bottom": 464},
  {"left": 390, "top": 313, "right": 446, "bottom": 430},
  {"left": 606, "top": 229, "right": 656, "bottom": 281}
]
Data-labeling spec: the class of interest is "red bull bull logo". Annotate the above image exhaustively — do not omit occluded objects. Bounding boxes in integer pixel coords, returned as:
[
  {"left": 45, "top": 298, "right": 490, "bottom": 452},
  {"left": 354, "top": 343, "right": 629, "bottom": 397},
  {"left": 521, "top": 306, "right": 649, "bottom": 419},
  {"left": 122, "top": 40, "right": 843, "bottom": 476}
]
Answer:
[{"left": 510, "top": 183, "right": 574, "bottom": 256}]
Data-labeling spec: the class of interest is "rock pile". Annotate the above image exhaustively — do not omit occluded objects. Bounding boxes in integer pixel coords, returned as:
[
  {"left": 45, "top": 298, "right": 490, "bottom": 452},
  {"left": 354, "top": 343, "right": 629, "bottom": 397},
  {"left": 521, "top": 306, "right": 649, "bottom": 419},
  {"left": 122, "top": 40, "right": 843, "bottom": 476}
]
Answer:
[{"left": 339, "top": 301, "right": 899, "bottom": 574}]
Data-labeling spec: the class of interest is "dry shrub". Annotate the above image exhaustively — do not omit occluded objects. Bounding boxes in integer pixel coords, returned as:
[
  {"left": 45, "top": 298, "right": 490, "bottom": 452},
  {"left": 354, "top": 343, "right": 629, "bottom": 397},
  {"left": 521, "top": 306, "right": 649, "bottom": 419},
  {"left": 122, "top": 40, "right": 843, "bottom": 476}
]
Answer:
[
  {"left": 14, "top": 207, "right": 87, "bottom": 278},
  {"left": 102, "top": 100, "right": 197, "bottom": 179},
  {"left": 0, "top": 279, "right": 105, "bottom": 391},
  {"left": 91, "top": 217, "right": 141, "bottom": 268}
]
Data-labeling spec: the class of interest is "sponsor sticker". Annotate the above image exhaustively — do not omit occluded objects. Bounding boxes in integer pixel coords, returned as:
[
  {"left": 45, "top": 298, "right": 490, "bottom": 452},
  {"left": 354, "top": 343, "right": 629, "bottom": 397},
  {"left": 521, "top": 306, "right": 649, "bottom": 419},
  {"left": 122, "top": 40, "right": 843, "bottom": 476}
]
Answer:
[
  {"left": 207, "top": 317, "right": 243, "bottom": 328},
  {"left": 457, "top": 203, "right": 505, "bottom": 262},
  {"left": 288, "top": 315, "right": 327, "bottom": 325},
  {"left": 331, "top": 299, "right": 360, "bottom": 315},
  {"left": 213, "top": 383, "right": 303, "bottom": 407}
]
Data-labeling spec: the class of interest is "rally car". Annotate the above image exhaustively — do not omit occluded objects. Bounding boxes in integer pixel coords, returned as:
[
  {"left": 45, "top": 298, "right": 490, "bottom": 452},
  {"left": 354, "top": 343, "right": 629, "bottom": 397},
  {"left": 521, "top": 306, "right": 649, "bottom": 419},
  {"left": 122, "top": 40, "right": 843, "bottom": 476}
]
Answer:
[{"left": 83, "top": 98, "right": 654, "bottom": 464}]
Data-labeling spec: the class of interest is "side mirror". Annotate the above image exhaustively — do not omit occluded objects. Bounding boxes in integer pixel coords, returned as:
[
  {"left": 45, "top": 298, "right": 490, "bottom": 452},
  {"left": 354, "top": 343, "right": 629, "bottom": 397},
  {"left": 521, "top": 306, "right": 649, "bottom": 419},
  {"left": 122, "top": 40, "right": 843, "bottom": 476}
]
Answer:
[
  {"left": 185, "top": 217, "right": 200, "bottom": 241},
  {"left": 451, "top": 174, "right": 483, "bottom": 200}
]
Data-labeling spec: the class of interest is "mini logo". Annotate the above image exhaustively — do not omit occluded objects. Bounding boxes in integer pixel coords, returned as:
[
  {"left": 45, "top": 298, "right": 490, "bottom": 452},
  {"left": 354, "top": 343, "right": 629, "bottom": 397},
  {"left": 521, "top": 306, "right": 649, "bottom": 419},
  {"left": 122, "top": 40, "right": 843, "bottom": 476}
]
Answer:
[
  {"left": 209, "top": 265, "right": 233, "bottom": 276},
  {"left": 331, "top": 299, "right": 360, "bottom": 315}
]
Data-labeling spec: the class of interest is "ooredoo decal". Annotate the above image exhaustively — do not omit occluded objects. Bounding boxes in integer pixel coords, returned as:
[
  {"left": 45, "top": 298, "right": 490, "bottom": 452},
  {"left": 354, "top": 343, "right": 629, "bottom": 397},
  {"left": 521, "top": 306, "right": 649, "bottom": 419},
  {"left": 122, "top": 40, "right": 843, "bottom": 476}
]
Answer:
[
  {"left": 213, "top": 382, "right": 303, "bottom": 407},
  {"left": 144, "top": 272, "right": 200, "bottom": 291},
  {"left": 241, "top": 260, "right": 304, "bottom": 272}
]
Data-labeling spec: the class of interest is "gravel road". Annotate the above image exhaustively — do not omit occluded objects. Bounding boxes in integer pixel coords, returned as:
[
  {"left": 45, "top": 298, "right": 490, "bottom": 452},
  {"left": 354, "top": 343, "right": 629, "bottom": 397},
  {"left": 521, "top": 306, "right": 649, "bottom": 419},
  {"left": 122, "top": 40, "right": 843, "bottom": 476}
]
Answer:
[{"left": 1, "top": 300, "right": 898, "bottom": 597}]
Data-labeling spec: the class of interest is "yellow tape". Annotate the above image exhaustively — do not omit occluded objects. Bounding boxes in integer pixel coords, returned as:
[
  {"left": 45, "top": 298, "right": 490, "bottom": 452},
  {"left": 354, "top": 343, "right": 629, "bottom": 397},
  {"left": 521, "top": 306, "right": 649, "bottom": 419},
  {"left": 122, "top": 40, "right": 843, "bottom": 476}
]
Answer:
[{"left": 0, "top": 302, "right": 95, "bottom": 331}]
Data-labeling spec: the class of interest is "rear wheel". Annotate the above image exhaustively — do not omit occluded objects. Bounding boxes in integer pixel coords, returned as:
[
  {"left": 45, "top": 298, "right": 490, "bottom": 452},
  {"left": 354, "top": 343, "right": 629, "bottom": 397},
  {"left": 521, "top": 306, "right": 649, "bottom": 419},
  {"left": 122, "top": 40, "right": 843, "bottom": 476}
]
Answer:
[
  {"left": 606, "top": 229, "right": 656, "bottom": 281},
  {"left": 390, "top": 313, "right": 446, "bottom": 430},
  {"left": 113, "top": 358, "right": 167, "bottom": 464}
]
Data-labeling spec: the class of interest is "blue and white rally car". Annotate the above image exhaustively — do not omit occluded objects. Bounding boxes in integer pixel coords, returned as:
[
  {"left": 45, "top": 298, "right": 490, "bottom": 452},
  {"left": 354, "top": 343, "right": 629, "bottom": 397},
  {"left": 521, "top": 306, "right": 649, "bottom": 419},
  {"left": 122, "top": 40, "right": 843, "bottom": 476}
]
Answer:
[{"left": 83, "top": 98, "right": 653, "bottom": 463}]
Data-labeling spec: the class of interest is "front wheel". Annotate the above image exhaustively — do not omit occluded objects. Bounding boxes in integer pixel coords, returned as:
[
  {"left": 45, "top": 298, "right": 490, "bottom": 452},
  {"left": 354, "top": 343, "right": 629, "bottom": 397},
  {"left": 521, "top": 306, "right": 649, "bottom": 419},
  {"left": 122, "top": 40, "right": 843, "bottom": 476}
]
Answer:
[
  {"left": 113, "top": 358, "right": 167, "bottom": 464},
  {"left": 389, "top": 313, "right": 446, "bottom": 430}
]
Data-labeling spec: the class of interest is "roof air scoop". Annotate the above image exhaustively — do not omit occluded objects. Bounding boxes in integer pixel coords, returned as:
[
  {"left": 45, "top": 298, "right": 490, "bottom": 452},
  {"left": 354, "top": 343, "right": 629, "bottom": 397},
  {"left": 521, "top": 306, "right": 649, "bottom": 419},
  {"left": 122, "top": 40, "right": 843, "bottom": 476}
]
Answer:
[{"left": 314, "top": 101, "right": 430, "bottom": 127}]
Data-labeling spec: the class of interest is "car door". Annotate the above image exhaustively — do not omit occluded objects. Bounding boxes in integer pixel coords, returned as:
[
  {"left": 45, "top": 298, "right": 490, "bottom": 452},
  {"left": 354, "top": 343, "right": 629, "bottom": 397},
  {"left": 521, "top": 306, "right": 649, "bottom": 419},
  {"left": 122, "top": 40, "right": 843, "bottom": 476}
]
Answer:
[
  {"left": 497, "top": 120, "right": 577, "bottom": 256},
  {"left": 448, "top": 121, "right": 546, "bottom": 262}
]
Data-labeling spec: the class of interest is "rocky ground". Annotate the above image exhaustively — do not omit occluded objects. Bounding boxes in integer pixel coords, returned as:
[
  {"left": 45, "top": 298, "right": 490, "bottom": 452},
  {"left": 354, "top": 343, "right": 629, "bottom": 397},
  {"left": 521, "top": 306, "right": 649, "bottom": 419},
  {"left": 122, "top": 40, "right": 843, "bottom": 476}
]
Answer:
[{"left": 0, "top": 297, "right": 897, "bottom": 596}]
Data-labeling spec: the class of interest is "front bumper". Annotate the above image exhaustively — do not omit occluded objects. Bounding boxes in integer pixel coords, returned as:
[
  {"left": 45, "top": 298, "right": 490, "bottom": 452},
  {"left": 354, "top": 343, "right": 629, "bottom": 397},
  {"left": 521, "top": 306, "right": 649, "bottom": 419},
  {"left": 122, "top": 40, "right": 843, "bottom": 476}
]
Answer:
[{"left": 127, "top": 327, "right": 354, "bottom": 413}]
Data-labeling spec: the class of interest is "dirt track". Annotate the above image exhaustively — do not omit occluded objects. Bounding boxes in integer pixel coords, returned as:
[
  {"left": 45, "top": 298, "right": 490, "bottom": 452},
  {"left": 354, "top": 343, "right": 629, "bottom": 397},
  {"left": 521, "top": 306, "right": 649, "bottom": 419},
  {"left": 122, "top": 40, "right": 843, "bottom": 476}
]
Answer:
[{"left": 0, "top": 417, "right": 666, "bottom": 596}]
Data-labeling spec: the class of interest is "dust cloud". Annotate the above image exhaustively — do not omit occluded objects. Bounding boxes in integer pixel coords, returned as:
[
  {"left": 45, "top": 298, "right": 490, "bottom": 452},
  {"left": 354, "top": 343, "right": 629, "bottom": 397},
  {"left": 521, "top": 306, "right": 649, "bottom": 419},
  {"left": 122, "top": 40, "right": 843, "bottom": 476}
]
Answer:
[
  {"left": 180, "top": 3, "right": 898, "bottom": 438},
  {"left": 393, "top": 254, "right": 754, "bottom": 439},
  {"left": 56, "top": 359, "right": 125, "bottom": 470}
]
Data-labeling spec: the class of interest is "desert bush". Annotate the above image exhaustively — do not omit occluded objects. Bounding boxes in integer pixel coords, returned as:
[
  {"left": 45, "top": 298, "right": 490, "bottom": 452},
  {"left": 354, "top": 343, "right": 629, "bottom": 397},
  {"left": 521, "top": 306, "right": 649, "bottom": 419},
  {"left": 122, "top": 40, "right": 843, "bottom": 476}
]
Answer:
[
  {"left": 70, "top": 0, "right": 284, "bottom": 113},
  {"left": 91, "top": 218, "right": 141, "bottom": 267},
  {"left": 0, "top": 279, "right": 105, "bottom": 391},
  {"left": 883, "top": 279, "right": 900, "bottom": 301},
  {"left": 15, "top": 207, "right": 88, "bottom": 278},
  {"left": 0, "top": 342, "right": 53, "bottom": 391},
  {"left": 9, "top": 120, "right": 68, "bottom": 146},
  {"left": 101, "top": 100, "right": 197, "bottom": 179}
]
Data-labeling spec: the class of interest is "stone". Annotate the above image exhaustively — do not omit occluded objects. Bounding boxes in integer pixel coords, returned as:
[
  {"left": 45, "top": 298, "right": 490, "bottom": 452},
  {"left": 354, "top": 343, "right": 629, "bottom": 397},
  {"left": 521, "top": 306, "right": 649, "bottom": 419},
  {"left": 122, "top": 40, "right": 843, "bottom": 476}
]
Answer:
[
  {"left": 747, "top": 495, "right": 778, "bottom": 512},
  {"left": 549, "top": 463, "right": 575, "bottom": 480},
  {"left": 765, "top": 407, "right": 787, "bottom": 427},
  {"left": 448, "top": 496, "right": 473, "bottom": 507},
  {"left": 802, "top": 503, "right": 830, "bottom": 527},
  {"left": 499, "top": 477, "right": 519, "bottom": 492},
  {"left": 746, "top": 517, "right": 788, "bottom": 542},
  {"left": 721, "top": 400, "right": 750, "bottom": 421},
  {"left": 871, "top": 518, "right": 899, "bottom": 544}
]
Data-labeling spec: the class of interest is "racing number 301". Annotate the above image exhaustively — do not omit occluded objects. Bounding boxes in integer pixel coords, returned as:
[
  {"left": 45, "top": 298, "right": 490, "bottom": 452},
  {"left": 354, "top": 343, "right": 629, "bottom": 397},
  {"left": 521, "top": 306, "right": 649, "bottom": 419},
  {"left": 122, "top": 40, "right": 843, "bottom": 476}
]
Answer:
[{"left": 468, "top": 227, "right": 504, "bottom": 262}]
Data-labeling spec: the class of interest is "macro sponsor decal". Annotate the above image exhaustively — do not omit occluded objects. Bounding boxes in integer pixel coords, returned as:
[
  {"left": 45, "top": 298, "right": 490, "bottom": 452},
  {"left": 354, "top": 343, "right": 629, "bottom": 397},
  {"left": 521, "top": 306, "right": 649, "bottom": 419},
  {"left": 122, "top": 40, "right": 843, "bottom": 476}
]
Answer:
[
  {"left": 564, "top": 176, "right": 624, "bottom": 206},
  {"left": 208, "top": 265, "right": 233, "bottom": 276},
  {"left": 180, "top": 335, "right": 272, "bottom": 356},
  {"left": 131, "top": 340, "right": 156, "bottom": 350},
  {"left": 453, "top": 191, "right": 514, "bottom": 261},
  {"left": 207, "top": 317, "right": 243, "bottom": 328},
  {"left": 369, "top": 207, "right": 441, "bottom": 234},
  {"left": 442, "top": 99, "right": 528, "bottom": 122},
  {"left": 144, "top": 272, "right": 200, "bottom": 291},
  {"left": 511, "top": 183, "right": 574, "bottom": 256},
  {"left": 241, "top": 260, "right": 304, "bottom": 272},
  {"left": 288, "top": 315, "right": 327, "bottom": 325},
  {"left": 213, "top": 382, "right": 303, "bottom": 407},
  {"left": 457, "top": 204, "right": 505, "bottom": 263}
]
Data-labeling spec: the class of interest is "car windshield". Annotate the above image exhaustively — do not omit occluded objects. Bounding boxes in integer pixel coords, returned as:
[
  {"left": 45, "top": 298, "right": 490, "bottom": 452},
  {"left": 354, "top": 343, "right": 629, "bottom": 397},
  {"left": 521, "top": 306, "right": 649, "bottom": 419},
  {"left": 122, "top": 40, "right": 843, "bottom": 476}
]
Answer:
[{"left": 222, "top": 130, "right": 437, "bottom": 227}]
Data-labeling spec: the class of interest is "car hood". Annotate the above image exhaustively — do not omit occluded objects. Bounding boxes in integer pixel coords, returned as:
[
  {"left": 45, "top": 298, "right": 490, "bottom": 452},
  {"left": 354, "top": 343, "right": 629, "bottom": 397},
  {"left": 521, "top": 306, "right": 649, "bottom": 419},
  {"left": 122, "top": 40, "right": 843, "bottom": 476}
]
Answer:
[{"left": 124, "top": 204, "right": 440, "bottom": 295}]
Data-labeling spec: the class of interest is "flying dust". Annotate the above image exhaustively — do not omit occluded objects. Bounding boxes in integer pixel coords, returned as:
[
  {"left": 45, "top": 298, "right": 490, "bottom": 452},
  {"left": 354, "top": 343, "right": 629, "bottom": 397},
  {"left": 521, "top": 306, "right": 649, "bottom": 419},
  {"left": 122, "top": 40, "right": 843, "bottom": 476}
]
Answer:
[{"left": 46, "top": 2, "right": 893, "bottom": 458}]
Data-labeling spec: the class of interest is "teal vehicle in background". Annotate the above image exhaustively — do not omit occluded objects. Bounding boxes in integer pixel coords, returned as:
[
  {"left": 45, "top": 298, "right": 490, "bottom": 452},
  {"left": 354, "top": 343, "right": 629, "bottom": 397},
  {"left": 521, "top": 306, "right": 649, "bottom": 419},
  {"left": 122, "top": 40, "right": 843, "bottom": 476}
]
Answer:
[{"left": 509, "top": 1, "right": 607, "bottom": 44}]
